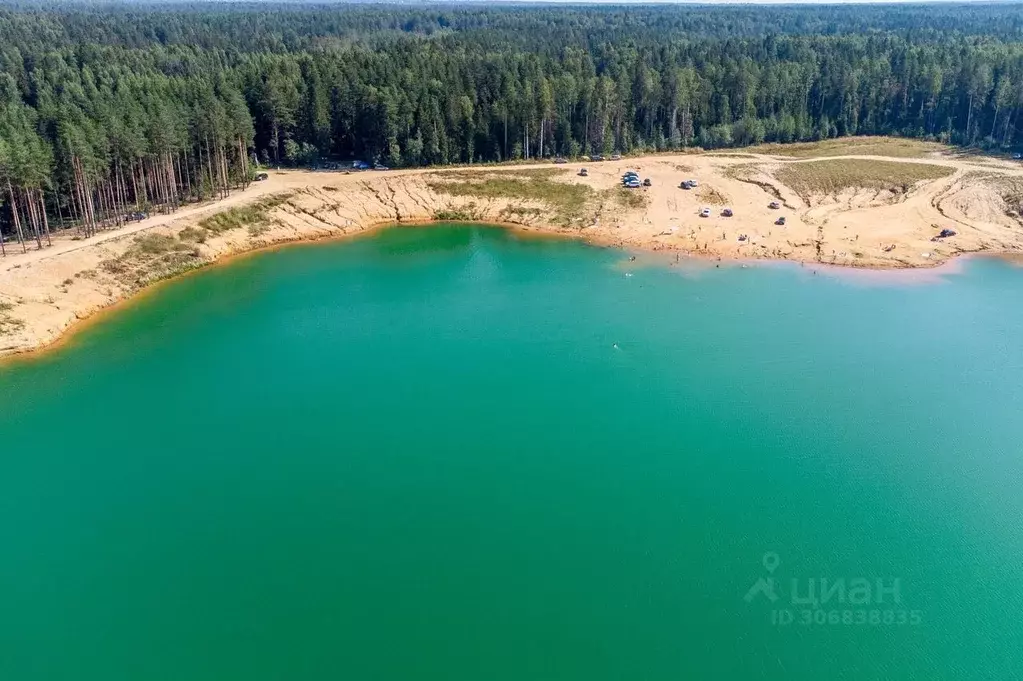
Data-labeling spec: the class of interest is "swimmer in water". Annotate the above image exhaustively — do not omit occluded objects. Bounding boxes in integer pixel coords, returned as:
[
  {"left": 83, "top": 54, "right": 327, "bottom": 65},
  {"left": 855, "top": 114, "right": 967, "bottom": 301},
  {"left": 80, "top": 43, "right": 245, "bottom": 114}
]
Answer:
[{"left": 613, "top": 343, "right": 619, "bottom": 350}]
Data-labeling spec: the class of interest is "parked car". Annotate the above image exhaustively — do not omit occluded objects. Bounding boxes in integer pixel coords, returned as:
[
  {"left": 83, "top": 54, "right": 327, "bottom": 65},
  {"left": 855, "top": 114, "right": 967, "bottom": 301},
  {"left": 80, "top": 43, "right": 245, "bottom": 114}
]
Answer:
[
  {"left": 554, "top": 157, "right": 568, "bottom": 164},
  {"left": 373, "top": 163, "right": 389, "bottom": 171},
  {"left": 642, "top": 178, "right": 651, "bottom": 187},
  {"left": 688, "top": 179, "right": 699, "bottom": 187},
  {"left": 610, "top": 154, "right": 622, "bottom": 161},
  {"left": 254, "top": 172, "right": 269, "bottom": 181},
  {"left": 591, "top": 154, "right": 604, "bottom": 162},
  {"left": 769, "top": 201, "right": 781, "bottom": 209},
  {"left": 579, "top": 168, "right": 588, "bottom": 177},
  {"left": 680, "top": 180, "right": 692, "bottom": 189},
  {"left": 775, "top": 216, "right": 787, "bottom": 225},
  {"left": 722, "top": 208, "right": 733, "bottom": 217},
  {"left": 1013, "top": 153, "right": 1023, "bottom": 160},
  {"left": 126, "top": 210, "right": 149, "bottom": 221},
  {"left": 700, "top": 207, "right": 711, "bottom": 218},
  {"left": 625, "top": 179, "right": 641, "bottom": 188},
  {"left": 351, "top": 160, "right": 371, "bottom": 170}
]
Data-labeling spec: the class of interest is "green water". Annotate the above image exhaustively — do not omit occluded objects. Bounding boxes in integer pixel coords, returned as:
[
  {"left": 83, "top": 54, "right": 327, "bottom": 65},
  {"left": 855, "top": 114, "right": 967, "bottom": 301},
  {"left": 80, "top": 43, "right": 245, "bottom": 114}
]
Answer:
[{"left": 2, "top": 224, "right": 1022, "bottom": 680}]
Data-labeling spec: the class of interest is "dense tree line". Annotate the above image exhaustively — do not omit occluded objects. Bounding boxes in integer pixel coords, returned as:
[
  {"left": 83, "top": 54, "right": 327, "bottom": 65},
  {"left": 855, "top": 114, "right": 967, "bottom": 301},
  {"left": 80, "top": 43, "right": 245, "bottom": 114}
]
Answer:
[{"left": 2, "top": 2, "right": 1023, "bottom": 251}]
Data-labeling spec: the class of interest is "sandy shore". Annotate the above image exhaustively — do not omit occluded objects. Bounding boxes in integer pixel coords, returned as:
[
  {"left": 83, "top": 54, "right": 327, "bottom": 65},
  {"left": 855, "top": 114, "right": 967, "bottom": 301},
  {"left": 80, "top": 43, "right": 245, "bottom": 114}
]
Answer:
[{"left": 3, "top": 141, "right": 1023, "bottom": 358}]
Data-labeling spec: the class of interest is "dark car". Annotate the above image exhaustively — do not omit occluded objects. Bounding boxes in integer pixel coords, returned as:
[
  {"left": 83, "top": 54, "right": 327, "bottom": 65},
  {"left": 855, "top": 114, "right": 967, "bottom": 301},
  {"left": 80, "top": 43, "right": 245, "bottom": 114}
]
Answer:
[
  {"left": 642, "top": 178, "right": 651, "bottom": 187},
  {"left": 775, "top": 216, "right": 786, "bottom": 226},
  {"left": 254, "top": 172, "right": 269, "bottom": 181},
  {"left": 554, "top": 157, "right": 568, "bottom": 164}
]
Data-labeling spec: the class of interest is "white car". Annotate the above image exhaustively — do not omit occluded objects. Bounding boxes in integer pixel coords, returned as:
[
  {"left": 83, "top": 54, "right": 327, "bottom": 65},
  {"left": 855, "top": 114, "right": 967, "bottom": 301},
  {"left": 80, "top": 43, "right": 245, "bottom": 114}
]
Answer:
[{"left": 699, "top": 207, "right": 711, "bottom": 218}]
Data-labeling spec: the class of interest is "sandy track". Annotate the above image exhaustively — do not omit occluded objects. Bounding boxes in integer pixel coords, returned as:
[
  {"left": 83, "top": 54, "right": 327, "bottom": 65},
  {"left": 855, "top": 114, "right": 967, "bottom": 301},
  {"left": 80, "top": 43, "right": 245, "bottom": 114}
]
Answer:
[{"left": 2, "top": 148, "right": 1023, "bottom": 358}]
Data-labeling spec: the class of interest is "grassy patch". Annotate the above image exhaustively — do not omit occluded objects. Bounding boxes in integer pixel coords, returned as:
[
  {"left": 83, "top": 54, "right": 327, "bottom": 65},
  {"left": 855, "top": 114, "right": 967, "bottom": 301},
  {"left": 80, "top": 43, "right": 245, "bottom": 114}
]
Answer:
[
  {"left": 99, "top": 232, "right": 207, "bottom": 289},
  {"left": 0, "top": 300, "right": 24, "bottom": 335},
  {"left": 775, "top": 159, "right": 953, "bottom": 201},
  {"left": 439, "top": 167, "right": 568, "bottom": 182},
  {"left": 610, "top": 187, "right": 648, "bottom": 210},
  {"left": 100, "top": 249, "right": 204, "bottom": 289},
  {"left": 433, "top": 202, "right": 486, "bottom": 222},
  {"left": 703, "top": 152, "right": 758, "bottom": 159},
  {"left": 433, "top": 208, "right": 474, "bottom": 221},
  {"left": 428, "top": 169, "right": 592, "bottom": 225},
  {"left": 177, "top": 226, "right": 207, "bottom": 243},
  {"left": 433, "top": 206, "right": 472, "bottom": 219},
  {"left": 134, "top": 233, "right": 185, "bottom": 255},
  {"left": 499, "top": 204, "right": 545, "bottom": 219},
  {"left": 198, "top": 193, "right": 291, "bottom": 234},
  {"left": 748, "top": 136, "right": 946, "bottom": 159}
]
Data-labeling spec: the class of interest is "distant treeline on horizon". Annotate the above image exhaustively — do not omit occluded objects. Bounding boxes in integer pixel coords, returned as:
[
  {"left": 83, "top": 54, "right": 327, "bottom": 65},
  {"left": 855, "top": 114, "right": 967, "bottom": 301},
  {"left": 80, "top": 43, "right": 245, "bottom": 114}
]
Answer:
[{"left": 2, "top": 2, "right": 1023, "bottom": 247}]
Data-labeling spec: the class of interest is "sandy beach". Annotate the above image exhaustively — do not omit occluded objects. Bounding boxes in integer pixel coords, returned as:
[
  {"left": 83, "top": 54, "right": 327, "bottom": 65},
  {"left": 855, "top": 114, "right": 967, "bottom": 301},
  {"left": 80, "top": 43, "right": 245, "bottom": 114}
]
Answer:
[{"left": 3, "top": 138, "right": 1023, "bottom": 358}]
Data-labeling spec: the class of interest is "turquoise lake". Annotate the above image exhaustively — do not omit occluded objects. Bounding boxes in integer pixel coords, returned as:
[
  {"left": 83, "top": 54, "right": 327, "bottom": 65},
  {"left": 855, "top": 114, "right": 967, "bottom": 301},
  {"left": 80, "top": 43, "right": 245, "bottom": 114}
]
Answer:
[{"left": 1, "top": 224, "right": 1022, "bottom": 679}]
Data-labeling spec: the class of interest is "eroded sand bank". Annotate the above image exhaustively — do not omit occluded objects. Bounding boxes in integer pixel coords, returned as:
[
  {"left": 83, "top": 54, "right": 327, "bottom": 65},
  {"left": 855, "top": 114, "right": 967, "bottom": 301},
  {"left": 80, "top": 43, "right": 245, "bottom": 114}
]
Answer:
[{"left": 3, "top": 141, "right": 1023, "bottom": 357}]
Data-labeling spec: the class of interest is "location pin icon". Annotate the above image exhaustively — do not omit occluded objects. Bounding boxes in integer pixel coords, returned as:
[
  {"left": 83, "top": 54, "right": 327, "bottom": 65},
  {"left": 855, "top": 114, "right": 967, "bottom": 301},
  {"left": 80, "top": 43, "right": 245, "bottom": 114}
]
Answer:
[{"left": 762, "top": 552, "right": 780, "bottom": 573}]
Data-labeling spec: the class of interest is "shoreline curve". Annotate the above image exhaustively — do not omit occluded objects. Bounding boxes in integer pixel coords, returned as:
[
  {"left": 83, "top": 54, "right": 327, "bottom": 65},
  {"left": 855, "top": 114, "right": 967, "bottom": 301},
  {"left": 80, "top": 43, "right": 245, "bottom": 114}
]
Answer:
[{"left": 4, "top": 145, "right": 1023, "bottom": 361}]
